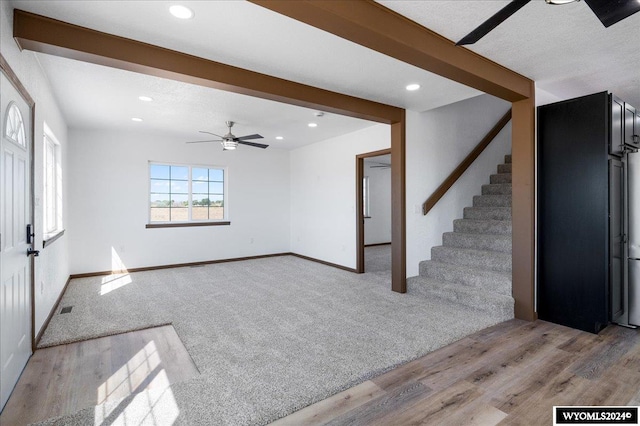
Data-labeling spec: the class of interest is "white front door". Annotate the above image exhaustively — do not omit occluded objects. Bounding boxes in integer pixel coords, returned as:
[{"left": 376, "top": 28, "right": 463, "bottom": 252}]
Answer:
[{"left": 0, "top": 71, "right": 32, "bottom": 411}]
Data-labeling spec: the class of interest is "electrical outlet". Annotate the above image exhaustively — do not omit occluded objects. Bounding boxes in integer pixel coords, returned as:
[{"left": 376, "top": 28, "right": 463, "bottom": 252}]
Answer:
[
  {"left": 250, "top": 237, "right": 254, "bottom": 244},
  {"left": 41, "top": 281, "right": 44, "bottom": 294}
]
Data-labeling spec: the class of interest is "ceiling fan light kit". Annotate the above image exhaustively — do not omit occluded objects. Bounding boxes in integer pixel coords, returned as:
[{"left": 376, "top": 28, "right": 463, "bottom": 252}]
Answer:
[
  {"left": 545, "top": 0, "right": 580, "bottom": 5},
  {"left": 185, "top": 120, "right": 269, "bottom": 150},
  {"left": 222, "top": 140, "right": 237, "bottom": 151}
]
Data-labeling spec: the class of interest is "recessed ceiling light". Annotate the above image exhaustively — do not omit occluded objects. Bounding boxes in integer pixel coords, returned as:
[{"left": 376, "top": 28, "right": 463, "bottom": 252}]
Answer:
[
  {"left": 406, "top": 83, "right": 421, "bottom": 91},
  {"left": 308, "top": 123, "right": 318, "bottom": 128},
  {"left": 169, "top": 5, "right": 194, "bottom": 19},
  {"left": 275, "top": 136, "right": 284, "bottom": 140},
  {"left": 131, "top": 117, "right": 143, "bottom": 122},
  {"left": 138, "top": 96, "right": 153, "bottom": 102}
]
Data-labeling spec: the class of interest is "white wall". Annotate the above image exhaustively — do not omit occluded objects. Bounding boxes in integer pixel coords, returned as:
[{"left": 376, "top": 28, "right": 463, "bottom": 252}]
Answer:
[
  {"left": 536, "top": 85, "right": 564, "bottom": 107},
  {"left": 406, "top": 94, "right": 511, "bottom": 277},
  {"left": 290, "top": 124, "right": 390, "bottom": 268},
  {"left": 364, "top": 161, "right": 391, "bottom": 245},
  {"left": 1, "top": 1, "right": 70, "bottom": 336},
  {"left": 67, "top": 129, "right": 290, "bottom": 274}
]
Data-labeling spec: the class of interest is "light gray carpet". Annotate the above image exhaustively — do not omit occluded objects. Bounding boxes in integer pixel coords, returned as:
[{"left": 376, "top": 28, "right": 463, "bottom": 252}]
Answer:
[
  {"left": 36, "top": 255, "right": 505, "bottom": 425},
  {"left": 364, "top": 244, "right": 391, "bottom": 273}
]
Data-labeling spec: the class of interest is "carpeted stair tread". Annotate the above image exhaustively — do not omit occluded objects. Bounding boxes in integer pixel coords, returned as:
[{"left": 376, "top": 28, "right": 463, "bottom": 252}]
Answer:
[
  {"left": 481, "top": 183, "right": 512, "bottom": 195},
  {"left": 453, "top": 218, "right": 512, "bottom": 235},
  {"left": 418, "top": 260, "right": 512, "bottom": 295},
  {"left": 497, "top": 163, "right": 512, "bottom": 173},
  {"left": 443, "top": 232, "right": 511, "bottom": 253},
  {"left": 463, "top": 206, "right": 512, "bottom": 220},
  {"left": 473, "top": 194, "right": 511, "bottom": 207},
  {"left": 490, "top": 173, "right": 512, "bottom": 184},
  {"left": 413, "top": 152, "right": 514, "bottom": 324},
  {"left": 431, "top": 246, "right": 512, "bottom": 272},
  {"left": 407, "top": 276, "right": 514, "bottom": 321}
]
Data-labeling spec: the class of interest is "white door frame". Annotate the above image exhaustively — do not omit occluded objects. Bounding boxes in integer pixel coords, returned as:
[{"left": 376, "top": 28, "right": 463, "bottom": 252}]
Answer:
[{"left": 0, "top": 55, "right": 36, "bottom": 352}]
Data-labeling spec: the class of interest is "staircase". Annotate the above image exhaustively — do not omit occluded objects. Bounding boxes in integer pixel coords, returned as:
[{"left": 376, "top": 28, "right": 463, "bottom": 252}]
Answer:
[{"left": 408, "top": 154, "right": 514, "bottom": 321}]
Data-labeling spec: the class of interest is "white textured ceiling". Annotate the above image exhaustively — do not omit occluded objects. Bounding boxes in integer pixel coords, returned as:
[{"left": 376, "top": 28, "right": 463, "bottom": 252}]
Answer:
[
  {"left": 10, "top": 0, "right": 483, "bottom": 150},
  {"left": 380, "top": 0, "right": 640, "bottom": 108},
  {"left": 33, "top": 54, "right": 378, "bottom": 150},
  {"left": 9, "top": 0, "right": 640, "bottom": 147}
]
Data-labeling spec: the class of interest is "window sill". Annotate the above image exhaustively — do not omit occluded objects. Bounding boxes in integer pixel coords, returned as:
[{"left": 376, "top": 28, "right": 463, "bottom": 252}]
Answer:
[
  {"left": 43, "top": 229, "right": 65, "bottom": 248},
  {"left": 146, "top": 221, "right": 231, "bottom": 229}
]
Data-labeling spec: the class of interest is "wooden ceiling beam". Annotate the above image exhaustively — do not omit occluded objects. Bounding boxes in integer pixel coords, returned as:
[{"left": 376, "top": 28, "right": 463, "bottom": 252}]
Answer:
[
  {"left": 12, "top": 9, "right": 403, "bottom": 124},
  {"left": 249, "top": 0, "right": 533, "bottom": 102}
]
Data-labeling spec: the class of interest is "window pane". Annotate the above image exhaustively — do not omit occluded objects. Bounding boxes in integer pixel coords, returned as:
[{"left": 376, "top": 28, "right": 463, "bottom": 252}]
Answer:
[
  {"left": 171, "top": 194, "right": 188, "bottom": 207},
  {"left": 210, "top": 205, "right": 224, "bottom": 220},
  {"left": 193, "top": 194, "right": 210, "bottom": 206},
  {"left": 192, "top": 206, "right": 209, "bottom": 220},
  {"left": 150, "top": 164, "right": 170, "bottom": 179},
  {"left": 150, "top": 179, "right": 170, "bottom": 193},
  {"left": 209, "top": 194, "right": 224, "bottom": 206},
  {"left": 170, "top": 208, "right": 188, "bottom": 222},
  {"left": 170, "top": 166, "right": 188, "bottom": 180},
  {"left": 170, "top": 180, "right": 188, "bottom": 194},
  {"left": 209, "top": 182, "right": 223, "bottom": 194},
  {"left": 150, "top": 194, "right": 170, "bottom": 207},
  {"left": 43, "top": 136, "right": 58, "bottom": 233},
  {"left": 193, "top": 181, "right": 208, "bottom": 193},
  {"left": 192, "top": 168, "right": 208, "bottom": 181},
  {"left": 209, "top": 168, "right": 224, "bottom": 182},
  {"left": 150, "top": 208, "right": 170, "bottom": 222}
]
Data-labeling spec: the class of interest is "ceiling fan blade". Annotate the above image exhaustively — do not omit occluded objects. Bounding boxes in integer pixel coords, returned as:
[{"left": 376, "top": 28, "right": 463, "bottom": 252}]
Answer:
[
  {"left": 199, "top": 130, "right": 225, "bottom": 138},
  {"left": 238, "top": 140, "right": 269, "bottom": 149},
  {"left": 185, "top": 139, "right": 222, "bottom": 144},
  {"left": 370, "top": 165, "right": 391, "bottom": 168},
  {"left": 456, "top": 0, "right": 531, "bottom": 46},
  {"left": 583, "top": 0, "right": 640, "bottom": 28},
  {"left": 235, "top": 134, "right": 264, "bottom": 141}
]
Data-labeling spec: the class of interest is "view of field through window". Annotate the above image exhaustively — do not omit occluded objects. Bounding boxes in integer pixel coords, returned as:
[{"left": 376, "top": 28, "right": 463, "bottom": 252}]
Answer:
[{"left": 150, "top": 164, "right": 224, "bottom": 222}]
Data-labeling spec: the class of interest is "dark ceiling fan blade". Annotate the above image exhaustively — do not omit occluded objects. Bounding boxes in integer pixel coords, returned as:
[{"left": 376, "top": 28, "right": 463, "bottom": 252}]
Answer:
[
  {"left": 199, "top": 130, "right": 225, "bottom": 138},
  {"left": 456, "top": 0, "right": 531, "bottom": 46},
  {"left": 235, "top": 134, "right": 264, "bottom": 141},
  {"left": 583, "top": 0, "right": 640, "bottom": 28},
  {"left": 185, "top": 139, "right": 222, "bottom": 144},
  {"left": 238, "top": 140, "right": 269, "bottom": 149}
]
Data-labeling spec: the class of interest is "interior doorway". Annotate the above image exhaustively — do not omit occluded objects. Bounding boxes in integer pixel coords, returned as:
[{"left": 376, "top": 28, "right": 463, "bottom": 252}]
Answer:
[{"left": 356, "top": 148, "right": 391, "bottom": 273}]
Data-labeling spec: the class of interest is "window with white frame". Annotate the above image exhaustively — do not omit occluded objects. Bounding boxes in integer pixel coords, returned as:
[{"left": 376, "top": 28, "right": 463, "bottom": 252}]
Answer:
[
  {"left": 363, "top": 176, "right": 371, "bottom": 218},
  {"left": 149, "top": 163, "right": 226, "bottom": 223},
  {"left": 43, "top": 125, "right": 62, "bottom": 236}
]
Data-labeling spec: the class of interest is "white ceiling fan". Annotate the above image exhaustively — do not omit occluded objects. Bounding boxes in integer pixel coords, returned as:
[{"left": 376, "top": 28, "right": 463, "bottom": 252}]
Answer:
[{"left": 185, "top": 121, "right": 269, "bottom": 151}]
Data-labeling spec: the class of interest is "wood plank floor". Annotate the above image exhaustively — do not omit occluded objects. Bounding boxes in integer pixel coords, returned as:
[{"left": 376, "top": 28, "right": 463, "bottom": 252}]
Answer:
[
  {"left": 1, "top": 319, "right": 638, "bottom": 425},
  {"left": 272, "top": 319, "right": 640, "bottom": 426},
  {"left": 0, "top": 325, "right": 199, "bottom": 426}
]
